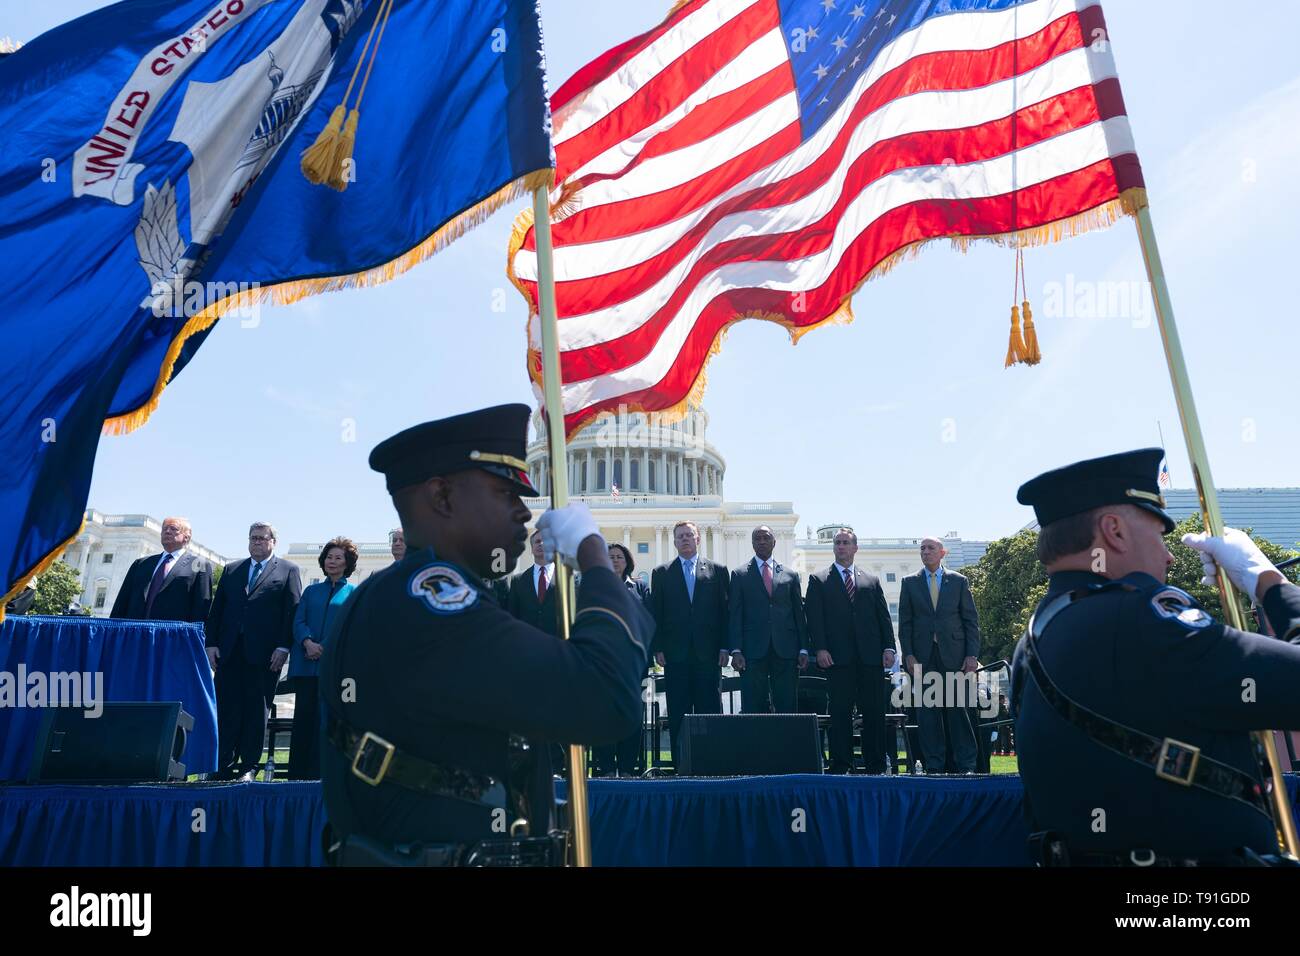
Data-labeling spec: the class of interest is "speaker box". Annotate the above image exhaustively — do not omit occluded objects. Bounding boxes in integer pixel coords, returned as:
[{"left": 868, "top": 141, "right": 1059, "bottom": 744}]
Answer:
[
  {"left": 678, "top": 713, "right": 823, "bottom": 776},
  {"left": 28, "top": 702, "right": 193, "bottom": 783}
]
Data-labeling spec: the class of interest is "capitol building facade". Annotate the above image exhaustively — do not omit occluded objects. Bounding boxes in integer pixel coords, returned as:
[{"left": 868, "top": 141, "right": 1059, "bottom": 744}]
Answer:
[
  {"left": 72, "top": 405, "right": 990, "bottom": 632},
  {"left": 522, "top": 404, "right": 801, "bottom": 578},
  {"left": 517, "top": 404, "right": 991, "bottom": 631}
]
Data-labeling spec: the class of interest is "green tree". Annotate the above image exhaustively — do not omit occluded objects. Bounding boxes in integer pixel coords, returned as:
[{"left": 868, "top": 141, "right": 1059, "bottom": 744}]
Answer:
[
  {"left": 961, "top": 516, "right": 1300, "bottom": 658},
  {"left": 958, "top": 529, "right": 1047, "bottom": 664},
  {"left": 1164, "top": 513, "right": 1299, "bottom": 632},
  {"left": 30, "top": 560, "right": 85, "bottom": 615}
]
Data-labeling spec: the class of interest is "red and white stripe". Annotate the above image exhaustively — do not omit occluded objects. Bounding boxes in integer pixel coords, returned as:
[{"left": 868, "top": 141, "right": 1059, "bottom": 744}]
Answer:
[{"left": 510, "top": 0, "right": 1144, "bottom": 434}]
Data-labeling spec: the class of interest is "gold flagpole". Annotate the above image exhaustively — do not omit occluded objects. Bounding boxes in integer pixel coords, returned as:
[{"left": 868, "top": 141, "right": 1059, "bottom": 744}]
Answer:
[
  {"left": 1134, "top": 205, "right": 1299, "bottom": 856},
  {"left": 531, "top": 185, "right": 592, "bottom": 868}
]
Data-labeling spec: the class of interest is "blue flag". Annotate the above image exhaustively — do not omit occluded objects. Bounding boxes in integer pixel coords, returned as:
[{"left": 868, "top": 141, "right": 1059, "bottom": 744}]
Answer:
[{"left": 0, "top": 0, "right": 553, "bottom": 608}]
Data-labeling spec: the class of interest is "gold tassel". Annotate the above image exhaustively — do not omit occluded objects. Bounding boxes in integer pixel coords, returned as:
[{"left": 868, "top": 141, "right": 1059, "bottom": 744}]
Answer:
[
  {"left": 300, "top": 104, "right": 346, "bottom": 185},
  {"left": 325, "top": 108, "right": 360, "bottom": 191},
  {"left": 1005, "top": 304, "right": 1025, "bottom": 367},
  {"left": 1020, "top": 299, "right": 1041, "bottom": 365}
]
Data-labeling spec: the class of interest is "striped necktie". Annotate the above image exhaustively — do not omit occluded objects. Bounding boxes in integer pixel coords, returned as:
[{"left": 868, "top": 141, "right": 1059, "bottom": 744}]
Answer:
[{"left": 842, "top": 566, "right": 855, "bottom": 601}]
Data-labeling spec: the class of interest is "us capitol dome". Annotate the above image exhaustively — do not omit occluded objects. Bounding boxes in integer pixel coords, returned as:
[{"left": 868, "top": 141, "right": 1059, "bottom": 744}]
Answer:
[{"left": 523, "top": 403, "right": 797, "bottom": 584}]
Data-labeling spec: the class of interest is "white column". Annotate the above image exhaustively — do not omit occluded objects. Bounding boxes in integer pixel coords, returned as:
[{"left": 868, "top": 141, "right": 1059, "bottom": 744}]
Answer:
[
  {"left": 623, "top": 526, "right": 631, "bottom": 549},
  {"left": 585, "top": 451, "right": 594, "bottom": 494},
  {"left": 654, "top": 526, "right": 663, "bottom": 566}
]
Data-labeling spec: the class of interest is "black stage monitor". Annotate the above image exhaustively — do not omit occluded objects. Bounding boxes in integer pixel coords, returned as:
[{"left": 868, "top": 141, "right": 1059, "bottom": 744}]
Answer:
[
  {"left": 678, "top": 713, "right": 823, "bottom": 776},
  {"left": 28, "top": 702, "right": 193, "bottom": 783}
]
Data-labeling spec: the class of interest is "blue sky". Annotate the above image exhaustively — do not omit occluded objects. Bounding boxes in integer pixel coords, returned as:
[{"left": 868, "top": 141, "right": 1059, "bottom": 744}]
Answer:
[{"left": 10, "top": 1, "right": 1300, "bottom": 559}]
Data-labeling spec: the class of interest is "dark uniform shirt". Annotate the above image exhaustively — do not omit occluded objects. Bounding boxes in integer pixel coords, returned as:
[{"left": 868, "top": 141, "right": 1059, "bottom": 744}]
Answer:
[
  {"left": 319, "top": 546, "right": 651, "bottom": 846},
  {"left": 1011, "top": 571, "right": 1300, "bottom": 859}
]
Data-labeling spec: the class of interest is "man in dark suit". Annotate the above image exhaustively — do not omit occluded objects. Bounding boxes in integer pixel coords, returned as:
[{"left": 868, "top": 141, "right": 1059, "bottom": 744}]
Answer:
[
  {"left": 898, "top": 536, "right": 981, "bottom": 773},
  {"left": 109, "top": 516, "right": 213, "bottom": 622},
  {"left": 805, "top": 528, "right": 896, "bottom": 774},
  {"left": 507, "top": 530, "right": 558, "bottom": 635},
  {"left": 649, "top": 520, "right": 729, "bottom": 766},
  {"left": 205, "top": 521, "right": 302, "bottom": 780},
  {"left": 728, "top": 525, "right": 806, "bottom": 714}
]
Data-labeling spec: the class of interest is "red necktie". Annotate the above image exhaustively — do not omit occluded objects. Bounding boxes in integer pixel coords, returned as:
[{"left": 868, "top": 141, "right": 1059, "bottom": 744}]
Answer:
[
  {"left": 537, "top": 566, "right": 548, "bottom": 603},
  {"left": 842, "top": 567, "right": 855, "bottom": 601},
  {"left": 762, "top": 561, "right": 773, "bottom": 597}
]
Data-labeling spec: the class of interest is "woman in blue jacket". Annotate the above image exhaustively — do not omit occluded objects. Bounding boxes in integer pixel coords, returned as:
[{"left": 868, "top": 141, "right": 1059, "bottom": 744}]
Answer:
[{"left": 288, "top": 536, "right": 357, "bottom": 779}]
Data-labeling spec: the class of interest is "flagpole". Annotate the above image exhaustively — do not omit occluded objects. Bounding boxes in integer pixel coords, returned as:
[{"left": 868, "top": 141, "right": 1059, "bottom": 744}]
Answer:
[
  {"left": 531, "top": 185, "right": 592, "bottom": 868},
  {"left": 1133, "top": 204, "right": 1299, "bottom": 856}
]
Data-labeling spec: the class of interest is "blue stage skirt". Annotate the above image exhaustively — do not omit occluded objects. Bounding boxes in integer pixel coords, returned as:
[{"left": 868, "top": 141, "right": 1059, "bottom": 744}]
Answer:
[{"left": 0, "top": 615, "right": 218, "bottom": 780}]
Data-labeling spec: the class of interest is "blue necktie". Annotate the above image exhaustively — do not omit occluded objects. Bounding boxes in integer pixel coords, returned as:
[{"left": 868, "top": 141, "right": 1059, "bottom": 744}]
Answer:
[
  {"left": 685, "top": 559, "right": 695, "bottom": 602},
  {"left": 248, "top": 561, "right": 263, "bottom": 593}
]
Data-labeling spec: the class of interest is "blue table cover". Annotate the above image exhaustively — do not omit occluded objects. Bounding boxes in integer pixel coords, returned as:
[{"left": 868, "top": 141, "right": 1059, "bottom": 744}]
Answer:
[
  {"left": 3, "top": 775, "right": 1296, "bottom": 867},
  {"left": 0, "top": 615, "right": 217, "bottom": 780},
  {"left": 0, "top": 782, "right": 324, "bottom": 866}
]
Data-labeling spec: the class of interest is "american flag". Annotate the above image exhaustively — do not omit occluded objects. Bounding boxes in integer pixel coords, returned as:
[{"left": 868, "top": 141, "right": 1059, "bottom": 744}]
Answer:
[
  {"left": 510, "top": 0, "right": 1145, "bottom": 435},
  {"left": 1159, "top": 460, "right": 1171, "bottom": 487},
  {"left": 611, "top": 482, "right": 622, "bottom": 501}
]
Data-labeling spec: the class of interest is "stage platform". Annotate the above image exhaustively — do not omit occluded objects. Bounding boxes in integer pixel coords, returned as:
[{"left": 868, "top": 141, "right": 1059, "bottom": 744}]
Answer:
[{"left": 5, "top": 774, "right": 1297, "bottom": 866}]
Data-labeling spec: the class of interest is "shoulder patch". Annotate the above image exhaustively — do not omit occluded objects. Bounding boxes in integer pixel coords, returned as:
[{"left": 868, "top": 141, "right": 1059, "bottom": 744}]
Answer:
[
  {"left": 1149, "top": 586, "right": 1212, "bottom": 629},
  {"left": 408, "top": 563, "right": 479, "bottom": 615}
]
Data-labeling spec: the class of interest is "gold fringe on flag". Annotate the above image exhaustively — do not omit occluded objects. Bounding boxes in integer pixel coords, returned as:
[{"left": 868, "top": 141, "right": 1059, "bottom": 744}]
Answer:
[
  {"left": 104, "top": 167, "right": 554, "bottom": 436},
  {"left": 506, "top": 187, "right": 1150, "bottom": 437},
  {"left": 0, "top": 517, "right": 87, "bottom": 623}
]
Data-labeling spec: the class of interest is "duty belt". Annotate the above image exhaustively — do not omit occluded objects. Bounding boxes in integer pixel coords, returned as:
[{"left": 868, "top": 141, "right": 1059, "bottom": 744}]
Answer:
[
  {"left": 1023, "top": 585, "right": 1271, "bottom": 818},
  {"left": 330, "top": 831, "right": 566, "bottom": 868},
  {"left": 327, "top": 715, "right": 509, "bottom": 811}
]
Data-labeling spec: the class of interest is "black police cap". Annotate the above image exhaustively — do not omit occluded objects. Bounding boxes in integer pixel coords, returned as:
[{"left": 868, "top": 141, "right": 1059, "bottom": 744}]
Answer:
[
  {"left": 1016, "top": 448, "right": 1175, "bottom": 533},
  {"left": 368, "top": 403, "right": 539, "bottom": 497}
]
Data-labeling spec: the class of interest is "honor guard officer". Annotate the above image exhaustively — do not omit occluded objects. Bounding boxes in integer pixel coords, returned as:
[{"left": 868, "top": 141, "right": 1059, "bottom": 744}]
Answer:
[
  {"left": 318, "top": 404, "right": 651, "bottom": 866},
  {"left": 1010, "top": 448, "right": 1300, "bottom": 866}
]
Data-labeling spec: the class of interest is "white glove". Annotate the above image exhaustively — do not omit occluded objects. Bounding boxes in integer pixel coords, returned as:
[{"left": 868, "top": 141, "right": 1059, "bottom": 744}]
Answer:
[
  {"left": 1182, "top": 527, "right": 1277, "bottom": 600},
  {"left": 536, "top": 502, "right": 601, "bottom": 569}
]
